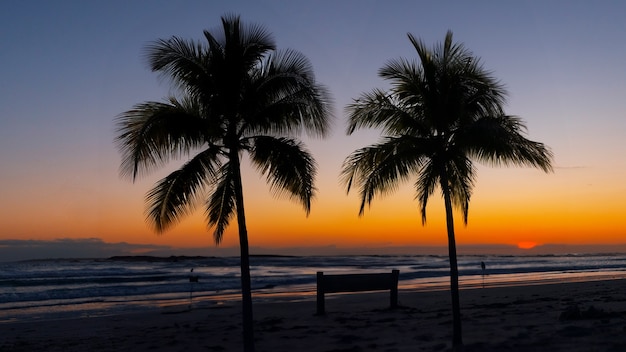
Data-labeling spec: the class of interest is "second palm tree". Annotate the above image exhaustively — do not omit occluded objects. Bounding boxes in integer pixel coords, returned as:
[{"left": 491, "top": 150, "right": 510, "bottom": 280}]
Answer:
[{"left": 342, "top": 31, "right": 552, "bottom": 351}]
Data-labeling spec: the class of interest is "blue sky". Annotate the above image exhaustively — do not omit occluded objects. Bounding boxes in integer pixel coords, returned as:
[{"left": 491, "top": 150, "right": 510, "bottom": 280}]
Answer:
[{"left": 1, "top": 1, "right": 625, "bottom": 260}]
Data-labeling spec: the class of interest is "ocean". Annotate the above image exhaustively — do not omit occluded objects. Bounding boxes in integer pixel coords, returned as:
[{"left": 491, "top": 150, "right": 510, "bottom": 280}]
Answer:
[{"left": 2, "top": 254, "right": 626, "bottom": 323}]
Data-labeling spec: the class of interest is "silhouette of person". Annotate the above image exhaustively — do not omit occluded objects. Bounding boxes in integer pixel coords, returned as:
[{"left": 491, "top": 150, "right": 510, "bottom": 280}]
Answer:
[{"left": 480, "top": 261, "right": 486, "bottom": 288}]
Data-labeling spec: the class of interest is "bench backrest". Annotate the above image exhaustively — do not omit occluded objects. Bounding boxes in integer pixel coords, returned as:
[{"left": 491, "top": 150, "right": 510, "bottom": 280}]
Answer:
[
  {"left": 316, "top": 269, "right": 399, "bottom": 314},
  {"left": 318, "top": 272, "right": 398, "bottom": 293}
]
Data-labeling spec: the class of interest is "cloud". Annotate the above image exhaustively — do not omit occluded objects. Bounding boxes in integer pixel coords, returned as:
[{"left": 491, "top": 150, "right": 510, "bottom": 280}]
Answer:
[
  {"left": 0, "top": 238, "right": 173, "bottom": 262},
  {"left": 4, "top": 239, "right": 625, "bottom": 262},
  {"left": 0, "top": 238, "right": 250, "bottom": 262}
]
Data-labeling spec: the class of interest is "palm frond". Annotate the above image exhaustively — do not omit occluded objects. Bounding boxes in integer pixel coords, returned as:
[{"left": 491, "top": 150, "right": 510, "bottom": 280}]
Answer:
[
  {"left": 242, "top": 48, "right": 332, "bottom": 138},
  {"left": 414, "top": 154, "right": 474, "bottom": 225},
  {"left": 205, "top": 163, "right": 236, "bottom": 244},
  {"left": 407, "top": 33, "right": 439, "bottom": 97},
  {"left": 144, "top": 36, "right": 210, "bottom": 97},
  {"left": 115, "top": 97, "right": 211, "bottom": 180},
  {"left": 217, "top": 13, "right": 275, "bottom": 69},
  {"left": 378, "top": 57, "right": 420, "bottom": 85},
  {"left": 404, "top": 31, "right": 508, "bottom": 134},
  {"left": 414, "top": 159, "right": 439, "bottom": 224},
  {"left": 250, "top": 136, "right": 316, "bottom": 214},
  {"left": 341, "top": 136, "right": 427, "bottom": 215},
  {"left": 444, "top": 154, "right": 476, "bottom": 224},
  {"left": 145, "top": 147, "right": 222, "bottom": 233},
  {"left": 346, "top": 89, "right": 429, "bottom": 137},
  {"left": 460, "top": 115, "right": 554, "bottom": 172}
]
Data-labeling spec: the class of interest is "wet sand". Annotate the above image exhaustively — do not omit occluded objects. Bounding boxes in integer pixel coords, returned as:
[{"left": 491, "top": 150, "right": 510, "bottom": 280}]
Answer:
[{"left": 2, "top": 278, "right": 626, "bottom": 351}]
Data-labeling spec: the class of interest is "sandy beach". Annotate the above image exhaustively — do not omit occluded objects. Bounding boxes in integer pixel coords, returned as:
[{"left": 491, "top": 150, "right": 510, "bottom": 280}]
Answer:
[{"left": 2, "top": 278, "right": 626, "bottom": 351}]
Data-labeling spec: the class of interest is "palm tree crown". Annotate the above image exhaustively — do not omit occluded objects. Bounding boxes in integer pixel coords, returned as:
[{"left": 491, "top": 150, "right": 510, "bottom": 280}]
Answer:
[
  {"left": 341, "top": 31, "right": 552, "bottom": 350},
  {"left": 343, "top": 30, "right": 552, "bottom": 222},
  {"left": 116, "top": 15, "right": 331, "bottom": 242},
  {"left": 115, "top": 15, "right": 332, "bottom": 352}
]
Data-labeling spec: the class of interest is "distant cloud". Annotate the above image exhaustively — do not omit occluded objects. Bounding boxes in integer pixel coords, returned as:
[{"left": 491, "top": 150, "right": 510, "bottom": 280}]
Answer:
[
  {"left": 0, "top": 238, "right": 173, "bottom": 262},
  {"left": 3, "top": 239, "right": 624, "bottom": 262}
]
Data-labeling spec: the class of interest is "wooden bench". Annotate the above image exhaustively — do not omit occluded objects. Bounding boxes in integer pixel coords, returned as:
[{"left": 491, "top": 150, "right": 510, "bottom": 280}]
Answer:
[{"left": 316, "top": 269, "right": 400, "bottom": 315}]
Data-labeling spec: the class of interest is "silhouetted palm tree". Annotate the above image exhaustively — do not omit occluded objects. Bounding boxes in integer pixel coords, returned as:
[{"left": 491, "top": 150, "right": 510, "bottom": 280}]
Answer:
[
  {"left": 115, "top": 15, "right": 331, "bottom": 352},
  {"left": 341, "top": 31, "right": 552, "bottom": 351}
]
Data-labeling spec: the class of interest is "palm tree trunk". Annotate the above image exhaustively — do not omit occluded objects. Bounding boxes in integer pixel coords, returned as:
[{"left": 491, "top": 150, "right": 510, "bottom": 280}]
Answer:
[
  {"left": 440, "top": 173, "right": 463, "bottom": 351},
  {"left": 231, "top": 153, "right": 255, "bottom": 352}
]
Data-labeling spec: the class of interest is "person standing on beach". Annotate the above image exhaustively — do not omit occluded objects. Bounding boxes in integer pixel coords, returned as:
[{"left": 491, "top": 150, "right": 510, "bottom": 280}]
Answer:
[{"left": 481, "top": 262, "right": 486, "bottom": 288}]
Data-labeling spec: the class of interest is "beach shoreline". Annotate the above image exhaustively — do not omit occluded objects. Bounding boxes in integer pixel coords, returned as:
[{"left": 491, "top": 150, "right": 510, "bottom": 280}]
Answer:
[
  {"left": 5, "top": 269, "right": 625, "bottom": 325},
  {"left": 3, "top": 278, "right": 626, "bottom": 351}
]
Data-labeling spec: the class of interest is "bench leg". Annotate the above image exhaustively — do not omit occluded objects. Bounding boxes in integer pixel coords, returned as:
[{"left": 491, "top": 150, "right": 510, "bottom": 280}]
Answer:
[
  {"left": 390, "top": 269, "right": 399, "bottom": 308},
  {"left": 317, "top": 292, "right": 325, "bottom": 315}
]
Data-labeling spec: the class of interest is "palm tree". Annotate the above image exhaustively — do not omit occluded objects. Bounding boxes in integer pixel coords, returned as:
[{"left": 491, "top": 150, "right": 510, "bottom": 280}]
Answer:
[
  {"left": 341, "top": 31, "right": 552, "bottom": 350},
  {"left": 115, "top": 15, "right": 331, "bottom": 352}
]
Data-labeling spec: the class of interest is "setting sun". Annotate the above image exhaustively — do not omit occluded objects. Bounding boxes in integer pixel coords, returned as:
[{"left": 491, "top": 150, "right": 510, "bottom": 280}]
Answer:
[{"left": 517, "top": 241, "right": 538, "bottom": 250}]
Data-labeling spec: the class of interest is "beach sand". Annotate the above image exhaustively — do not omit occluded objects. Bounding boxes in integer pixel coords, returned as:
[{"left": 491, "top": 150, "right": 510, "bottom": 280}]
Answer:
[{"left": 2, "top": 279, "right": 626, "bottom": 351}]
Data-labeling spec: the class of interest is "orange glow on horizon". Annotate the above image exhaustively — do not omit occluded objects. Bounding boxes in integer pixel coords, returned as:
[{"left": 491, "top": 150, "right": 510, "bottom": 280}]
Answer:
[
  {"left": 517, "top": 241, "right": 538, "bottom": 250},
  {"left": 2, "top": 166, "right": 626, "bottom": 252}
]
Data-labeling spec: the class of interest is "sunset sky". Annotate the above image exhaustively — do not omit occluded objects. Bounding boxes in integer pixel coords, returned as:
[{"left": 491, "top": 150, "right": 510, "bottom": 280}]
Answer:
[{"left": 1, "top": 1, "right": 625, "bottom": 259}]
